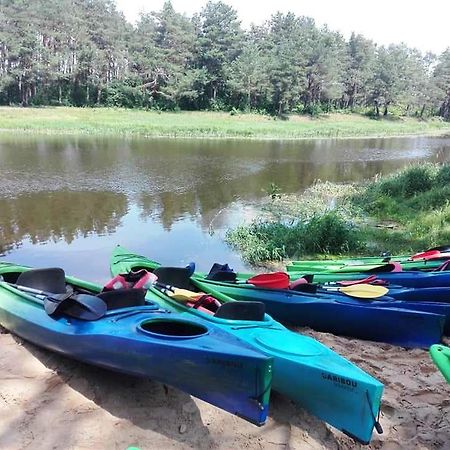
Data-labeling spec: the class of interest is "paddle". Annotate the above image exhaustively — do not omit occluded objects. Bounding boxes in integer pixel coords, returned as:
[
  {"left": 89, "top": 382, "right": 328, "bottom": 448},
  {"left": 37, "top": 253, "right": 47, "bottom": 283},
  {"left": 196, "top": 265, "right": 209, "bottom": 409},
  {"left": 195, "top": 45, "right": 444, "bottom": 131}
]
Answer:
[
  {"left": 336, "top": 275, "right": 378, "bottom": 286},
  {"left": 437, "top": 260, "right": 450, "bottom": 271},
  {"left": 160, "top": 286, "right": 200, "bottom": 301},
  {"left": 11, "top": 284, "right": 107, "bottom": 320},
  {"left": 240, "top": 272, "right": 290, "bottom": 289},
  {"left": 322, "top": 283, "right": 389, "bottom": 299},
  {"left": 410, "top": 249, "right": 442, "bottom": 261}
]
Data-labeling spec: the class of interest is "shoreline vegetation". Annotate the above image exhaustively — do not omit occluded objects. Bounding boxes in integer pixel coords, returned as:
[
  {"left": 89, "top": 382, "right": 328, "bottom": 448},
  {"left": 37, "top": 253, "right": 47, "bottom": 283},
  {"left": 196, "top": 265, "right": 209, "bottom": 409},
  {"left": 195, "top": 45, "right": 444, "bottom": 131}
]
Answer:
[
  {"left": 226, "top": 164, "right": 450, "bottom": 265},
  {"left": 0, "top": 107, "right": 450, "bottom": 139}
]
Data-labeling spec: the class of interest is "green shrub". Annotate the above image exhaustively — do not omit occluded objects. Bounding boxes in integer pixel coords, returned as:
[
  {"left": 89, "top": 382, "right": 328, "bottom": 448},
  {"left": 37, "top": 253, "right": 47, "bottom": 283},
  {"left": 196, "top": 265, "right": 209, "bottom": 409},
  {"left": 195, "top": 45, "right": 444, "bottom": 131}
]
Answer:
[
  {"left": 436, "top": 164, "right": 450, "bottom": 186},
  {"left": 301, "top": 213, "right": 361, "bottom": 254},
  {"left": 401, "top": 165, "right": 435, "bottom": 197},
  {"left": 226, "top": 212, "right": 361, "bottom": 264}
]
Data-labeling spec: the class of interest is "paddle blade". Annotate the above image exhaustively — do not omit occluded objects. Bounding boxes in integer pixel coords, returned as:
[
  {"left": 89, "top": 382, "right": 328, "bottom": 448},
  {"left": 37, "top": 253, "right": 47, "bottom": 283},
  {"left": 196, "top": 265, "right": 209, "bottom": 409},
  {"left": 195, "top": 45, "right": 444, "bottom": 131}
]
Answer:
[
  {"left": 166, "top": 287, "right": 203, "bottom": 302},
  {"left": 411, "top": 249, "right": 441, "bottom": 261},
  {"left": 247, "top": 272, "right": 290, "bottom": 289},
  {"left": 45, "top": 294, "right": 107, "bottom": 321},
  {"left": 339, "top": 284, "right": 389, "bottom": 299}
]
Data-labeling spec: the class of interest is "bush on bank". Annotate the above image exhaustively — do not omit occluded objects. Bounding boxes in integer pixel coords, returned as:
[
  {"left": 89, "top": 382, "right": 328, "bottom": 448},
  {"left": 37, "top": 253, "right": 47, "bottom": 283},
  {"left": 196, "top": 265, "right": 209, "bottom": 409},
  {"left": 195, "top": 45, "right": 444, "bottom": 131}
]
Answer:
[{"left": 226, "top": 163, "right": 450, "bottom": 264}]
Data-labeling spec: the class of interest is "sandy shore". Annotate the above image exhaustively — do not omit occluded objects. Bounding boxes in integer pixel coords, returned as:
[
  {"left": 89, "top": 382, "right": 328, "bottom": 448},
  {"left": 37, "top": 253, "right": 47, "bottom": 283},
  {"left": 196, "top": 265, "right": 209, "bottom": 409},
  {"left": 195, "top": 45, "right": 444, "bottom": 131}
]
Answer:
[{"left": 0, "top": 326, "right": 448, "bottom": 450}]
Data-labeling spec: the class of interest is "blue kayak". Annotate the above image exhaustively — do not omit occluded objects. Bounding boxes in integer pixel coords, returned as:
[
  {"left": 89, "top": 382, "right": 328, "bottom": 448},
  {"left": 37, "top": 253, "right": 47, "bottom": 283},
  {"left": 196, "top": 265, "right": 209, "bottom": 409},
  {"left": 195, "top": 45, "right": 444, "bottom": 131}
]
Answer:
[
  {"left": 289, "top": 268, "right": 450, "bottom": 288},
  {"left": 196, "top": 278, "right": 446, "bottom": 348},
  {"left": 0, "top": 262, "right": 273, "bottom": 426}
]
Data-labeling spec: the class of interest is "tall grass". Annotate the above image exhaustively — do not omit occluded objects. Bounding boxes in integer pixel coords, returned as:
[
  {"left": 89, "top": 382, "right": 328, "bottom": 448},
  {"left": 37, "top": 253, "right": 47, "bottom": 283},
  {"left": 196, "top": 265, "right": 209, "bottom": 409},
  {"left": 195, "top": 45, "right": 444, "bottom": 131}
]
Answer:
[
  {"left": 355, "top": 163, "right": 450, "bottom": 252},
  {"left": 226, "top": 212, "right": 362, "bottom": 265}
]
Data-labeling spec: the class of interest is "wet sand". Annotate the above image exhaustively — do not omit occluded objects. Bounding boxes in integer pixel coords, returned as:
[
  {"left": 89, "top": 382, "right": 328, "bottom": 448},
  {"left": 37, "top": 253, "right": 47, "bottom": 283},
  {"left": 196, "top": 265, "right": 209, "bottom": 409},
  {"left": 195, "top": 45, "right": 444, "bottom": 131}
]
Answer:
[{"left": 0, "top": 326, "right": 448, "bottom": 449}]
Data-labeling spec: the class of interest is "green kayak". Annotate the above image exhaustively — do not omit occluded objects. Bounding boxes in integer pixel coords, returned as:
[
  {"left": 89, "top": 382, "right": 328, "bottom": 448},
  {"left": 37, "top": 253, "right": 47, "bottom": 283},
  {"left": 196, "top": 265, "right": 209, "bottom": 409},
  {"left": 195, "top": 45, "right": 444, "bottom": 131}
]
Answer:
[
  {"left": 110, "top": 245, "right": 384, "bottom": 444},
  {"left": 287, "top": 245, "right": 450, "bottom": 270},
  {"left": 286, "top": 248, "right": 450, "bottom": 274},
  {"left": 430, "top": 344, "right": 450, "bottom": 384}
]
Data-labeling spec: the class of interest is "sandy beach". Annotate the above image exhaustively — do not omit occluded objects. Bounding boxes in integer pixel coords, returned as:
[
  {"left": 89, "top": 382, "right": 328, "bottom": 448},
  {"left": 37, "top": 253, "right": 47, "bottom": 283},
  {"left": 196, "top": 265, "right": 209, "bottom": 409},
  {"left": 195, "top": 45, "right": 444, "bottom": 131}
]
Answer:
[{"left": 0, "top": 325, "right": 448, "bottom": 450}]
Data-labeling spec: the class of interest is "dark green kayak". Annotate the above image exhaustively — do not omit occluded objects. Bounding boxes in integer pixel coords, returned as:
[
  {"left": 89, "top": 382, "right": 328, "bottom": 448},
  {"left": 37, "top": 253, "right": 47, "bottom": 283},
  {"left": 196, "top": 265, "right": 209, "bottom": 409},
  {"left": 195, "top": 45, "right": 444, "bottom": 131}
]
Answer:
[{"left": 286, "top": 245, "right": 450, "bottom": 273}]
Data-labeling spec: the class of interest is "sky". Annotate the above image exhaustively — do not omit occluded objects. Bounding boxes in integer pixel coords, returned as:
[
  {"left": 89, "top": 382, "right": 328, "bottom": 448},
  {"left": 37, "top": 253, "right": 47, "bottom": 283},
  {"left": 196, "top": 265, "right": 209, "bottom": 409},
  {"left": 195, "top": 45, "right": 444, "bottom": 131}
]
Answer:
[{"left": 115, "top": 0, "right": 450, "bottom": 55}]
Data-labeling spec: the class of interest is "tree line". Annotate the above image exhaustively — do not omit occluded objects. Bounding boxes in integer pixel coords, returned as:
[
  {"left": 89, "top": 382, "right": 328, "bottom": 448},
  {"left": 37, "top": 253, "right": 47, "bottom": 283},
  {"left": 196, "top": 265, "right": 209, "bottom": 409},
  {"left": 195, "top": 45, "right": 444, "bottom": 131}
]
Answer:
[{"left": 0, "top": 0, "right": 449, "bottom": 119}]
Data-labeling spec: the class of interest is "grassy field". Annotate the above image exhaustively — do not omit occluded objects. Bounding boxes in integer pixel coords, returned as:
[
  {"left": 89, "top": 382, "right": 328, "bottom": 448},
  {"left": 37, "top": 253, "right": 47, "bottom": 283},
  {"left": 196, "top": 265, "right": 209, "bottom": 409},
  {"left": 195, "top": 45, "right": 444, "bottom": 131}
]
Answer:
[{"left": 0, "top": 107, "right": 449, "bottom": 139}]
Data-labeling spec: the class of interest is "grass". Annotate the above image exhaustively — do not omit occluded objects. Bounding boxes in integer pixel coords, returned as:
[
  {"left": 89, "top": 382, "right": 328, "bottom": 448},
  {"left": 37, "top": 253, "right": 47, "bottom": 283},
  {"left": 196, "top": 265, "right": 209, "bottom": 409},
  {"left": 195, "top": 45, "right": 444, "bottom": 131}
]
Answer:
[
  {"left": 0, "top": 107, "right": 449, "bottom": 139},
  {"left": 226, "top": 164, "right": 450, "bottom": 264},
  {"left": 354, "top": 164, "right": 450, "bottom": 254}
]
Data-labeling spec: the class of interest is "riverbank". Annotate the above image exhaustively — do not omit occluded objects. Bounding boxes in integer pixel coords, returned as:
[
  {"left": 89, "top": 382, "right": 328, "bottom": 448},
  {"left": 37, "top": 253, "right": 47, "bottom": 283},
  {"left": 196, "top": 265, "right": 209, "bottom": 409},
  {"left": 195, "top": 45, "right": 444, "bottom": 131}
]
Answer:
[
  {"left": 0, "top": 107, "right": 449, "bottom": 139},
  {"left": 1, "top": 326, "right": 448, "bottom": 449},
  {"left": 226, "top": 164, "right": 450, "bottom": 264}
]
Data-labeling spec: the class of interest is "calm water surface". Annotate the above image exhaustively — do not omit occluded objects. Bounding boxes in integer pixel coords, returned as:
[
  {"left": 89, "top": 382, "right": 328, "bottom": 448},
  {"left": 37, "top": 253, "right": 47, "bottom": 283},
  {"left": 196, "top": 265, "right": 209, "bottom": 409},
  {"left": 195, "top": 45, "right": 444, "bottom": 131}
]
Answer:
[{"left": 1, "top": 134, "right": 449, "bottom": 282}]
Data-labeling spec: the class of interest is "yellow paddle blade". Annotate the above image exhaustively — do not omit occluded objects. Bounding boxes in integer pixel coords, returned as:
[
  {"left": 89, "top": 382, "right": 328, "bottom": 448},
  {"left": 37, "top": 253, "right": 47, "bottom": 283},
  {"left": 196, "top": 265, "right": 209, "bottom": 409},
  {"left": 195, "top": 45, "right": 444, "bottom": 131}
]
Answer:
[
  {"left": 166, "top": 288, "right": 203, "bottom": 303},
  {"left": 338, "top": 284, "right": 389, "bottom": 299}
]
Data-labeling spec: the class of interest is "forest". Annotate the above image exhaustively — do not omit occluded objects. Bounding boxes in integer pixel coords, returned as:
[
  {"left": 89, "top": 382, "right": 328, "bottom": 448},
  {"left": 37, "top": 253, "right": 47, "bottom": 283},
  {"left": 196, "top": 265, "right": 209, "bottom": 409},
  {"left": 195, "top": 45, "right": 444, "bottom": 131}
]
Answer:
[{"left": 0, "top": 0, "right": 449, "bottom": 119}]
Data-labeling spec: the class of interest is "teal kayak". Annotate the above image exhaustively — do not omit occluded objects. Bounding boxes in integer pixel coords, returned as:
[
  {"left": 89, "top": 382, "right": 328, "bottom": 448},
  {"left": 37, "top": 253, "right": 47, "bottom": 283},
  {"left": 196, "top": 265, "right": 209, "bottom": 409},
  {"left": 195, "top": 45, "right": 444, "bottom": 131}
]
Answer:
[
  {"left": 0, "top": 262, "right": 273, "bottom": 426},
  {"left": 110, "top": 245, "right": 384, "bottom": 444}
]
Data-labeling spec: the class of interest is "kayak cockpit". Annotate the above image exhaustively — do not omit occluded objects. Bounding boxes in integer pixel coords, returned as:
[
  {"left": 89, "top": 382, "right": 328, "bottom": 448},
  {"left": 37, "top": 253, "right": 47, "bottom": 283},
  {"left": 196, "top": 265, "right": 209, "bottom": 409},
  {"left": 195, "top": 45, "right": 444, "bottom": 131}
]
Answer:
[
  {"left": 110, "top": 266, "right": 267, "bottom": 322},
  {"left": 0, "top": 267, "right": 160, "bottom": 320}
]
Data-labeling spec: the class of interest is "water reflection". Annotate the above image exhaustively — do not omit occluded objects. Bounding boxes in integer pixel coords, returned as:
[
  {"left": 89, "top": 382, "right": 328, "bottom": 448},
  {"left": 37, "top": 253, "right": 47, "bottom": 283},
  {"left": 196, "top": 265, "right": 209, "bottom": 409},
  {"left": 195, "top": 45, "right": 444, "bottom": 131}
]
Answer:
[
  {"left": 0, "top": 134, "right": 449, "bottom": 275},
  {"left": 0, "top": 191, "right": 128, "bottom": 251}
]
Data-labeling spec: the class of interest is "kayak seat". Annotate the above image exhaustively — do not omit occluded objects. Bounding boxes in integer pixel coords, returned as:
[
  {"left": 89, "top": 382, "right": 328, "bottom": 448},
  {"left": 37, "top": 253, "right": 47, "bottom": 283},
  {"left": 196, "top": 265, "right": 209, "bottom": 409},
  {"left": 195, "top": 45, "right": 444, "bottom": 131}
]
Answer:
[
  {"left": 16, "top": 268, "right": 67, "bottom": 294},
  {"left": 290, "top": 283, "right": 319, "bottom": 293},
  {"left": 97, "top": 288, "right": 146, "bottom": 310},
  {"left": 214, "top": 301, "right": 265, "bottom": 321},
  {"left": 206, "top": 263, "right": 237, "bottom": 282},
  {"left": 207, "top": 270, "right": 237, "bottom": 282},
  {"left": 153, "top": 267, "right": 192, "bottom": 290}
]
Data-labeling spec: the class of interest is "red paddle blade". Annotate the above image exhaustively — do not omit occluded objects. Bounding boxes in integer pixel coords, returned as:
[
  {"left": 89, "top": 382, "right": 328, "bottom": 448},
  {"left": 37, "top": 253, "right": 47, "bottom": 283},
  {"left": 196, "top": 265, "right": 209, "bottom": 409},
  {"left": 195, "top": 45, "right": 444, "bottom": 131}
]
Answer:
[
  {"left": 411, "top": 249, "right": 441, "bottom": 261},
  {"left": 247, "top": 272, "right": 290, "bottom": 289}
]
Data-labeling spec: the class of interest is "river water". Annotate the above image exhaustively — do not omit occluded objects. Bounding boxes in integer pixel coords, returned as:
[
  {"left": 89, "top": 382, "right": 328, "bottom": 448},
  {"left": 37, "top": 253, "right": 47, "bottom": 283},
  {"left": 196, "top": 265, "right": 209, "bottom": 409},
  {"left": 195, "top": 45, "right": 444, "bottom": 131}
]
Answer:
[{"left": 1, "top": 134, "right": 449, "bottom": 281}]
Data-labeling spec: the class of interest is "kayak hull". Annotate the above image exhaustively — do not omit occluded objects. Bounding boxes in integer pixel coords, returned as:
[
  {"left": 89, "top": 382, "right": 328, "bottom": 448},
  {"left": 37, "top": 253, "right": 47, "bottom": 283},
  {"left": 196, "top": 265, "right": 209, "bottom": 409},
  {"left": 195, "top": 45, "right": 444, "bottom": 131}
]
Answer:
[
  {"left": 287, "top": 258, "right": 445, "bottom": 273},
  {"left": 430, "top": 344, "right": 450, "bottom": 384},
  {"left": 193, "top": 279, "right": 447, "bottom": 348},
  {"left": 0, "top": 263, "right": 273, "bottom": 426},
  {"left": 111, "top": 246, "right": 385, "bottom": 444},
  {"left": 288, "top": 270, "right": 450, "bottom": 288}
]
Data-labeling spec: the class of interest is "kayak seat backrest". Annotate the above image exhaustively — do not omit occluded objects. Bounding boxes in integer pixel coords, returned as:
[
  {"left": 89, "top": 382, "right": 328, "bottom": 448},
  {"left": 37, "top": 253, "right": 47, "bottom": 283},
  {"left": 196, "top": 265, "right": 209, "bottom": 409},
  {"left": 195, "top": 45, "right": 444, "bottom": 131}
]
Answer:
[
  {"left": 207, "top": 271, "right": 237, "bottom": 282},
  {"left": 16, "top": 268, "right": 67, "bottom": 294},
  {"left": 97, "top": 288, "right": 146, "bottom": 310},
  {"left": 214, "top": 301, "right": 265, "bottom": 321},
  {"left": 290, "top": 283, "right": 319, "bottom": 293},
  {"left": 153, "top": 267, "right": 192, "bottom": 290},
  {"left": 206, "top": 263, "right": 237, "bottom": 282}
]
